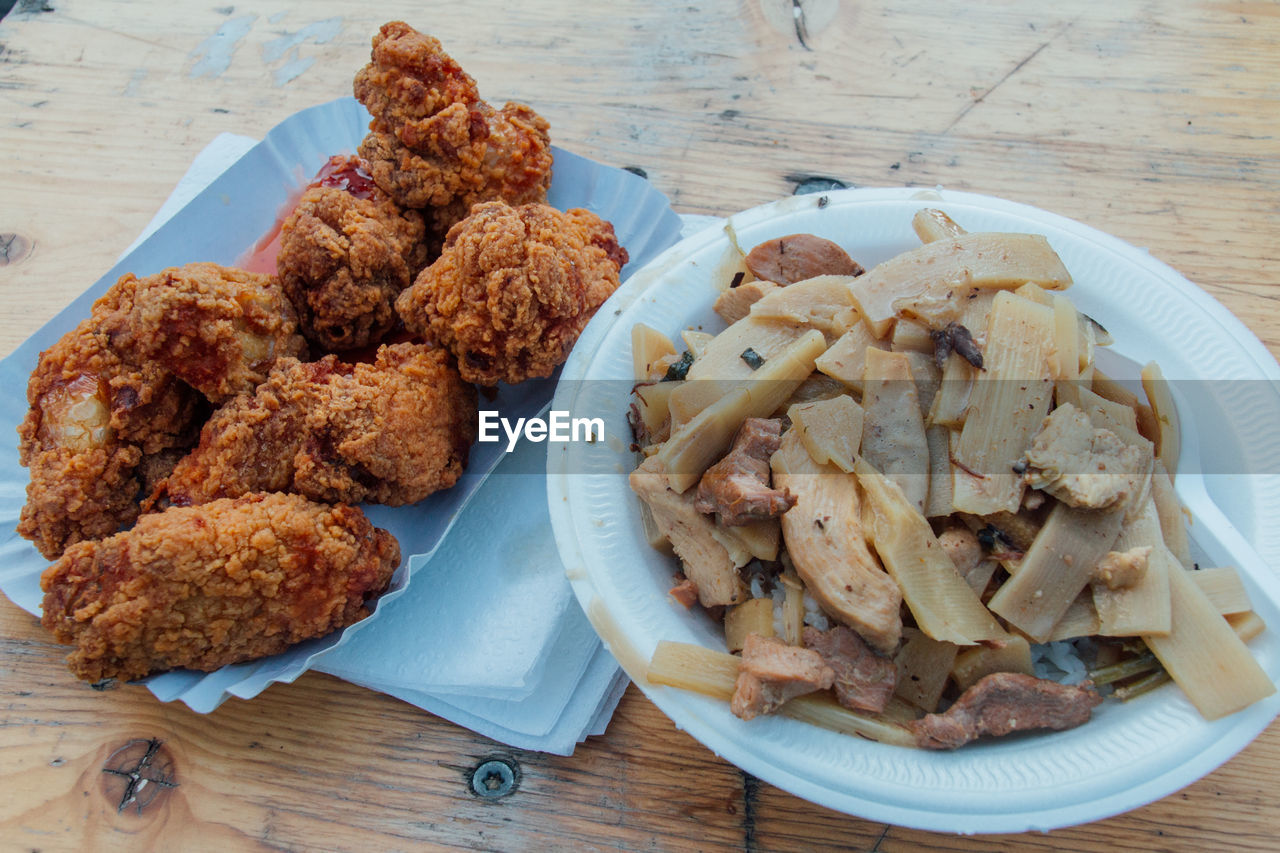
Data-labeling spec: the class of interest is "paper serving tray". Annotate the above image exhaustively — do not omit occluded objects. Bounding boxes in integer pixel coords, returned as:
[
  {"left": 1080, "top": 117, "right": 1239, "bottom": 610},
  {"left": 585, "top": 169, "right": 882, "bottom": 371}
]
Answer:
[{"left": 0, "top": 97, "right": 683, "bottom": 711}]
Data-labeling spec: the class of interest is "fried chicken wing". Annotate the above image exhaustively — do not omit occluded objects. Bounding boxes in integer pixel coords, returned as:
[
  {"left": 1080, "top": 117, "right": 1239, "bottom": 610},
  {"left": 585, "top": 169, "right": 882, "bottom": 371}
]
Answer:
[
  {"left": 162, "top": 342, "right": 477, "bottom": 507},
  {"left": 277, "top": 156, "right": 430, "bottom": 352},
  {"left": 353, "top": 22, "right": 553, "bottom": 233},
  {"left": 40, "top": 492, "right": 400, "bottom": 683},
  {"left": 17, "top": 319, "right": 204, "bottom": 558},
  {"left": 395, "top": 200, "right": 628, "bottom": 385},
  {"left": 97, "top": 262, "right": 307, "bottom": 403}
]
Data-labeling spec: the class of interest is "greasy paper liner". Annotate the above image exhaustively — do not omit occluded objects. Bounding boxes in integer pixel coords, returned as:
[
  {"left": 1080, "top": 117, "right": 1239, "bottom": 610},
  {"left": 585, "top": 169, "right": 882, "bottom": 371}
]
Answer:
[
  {"left": 0, "top": 97, "right": 682, "bottom": 712},
  {"left": 547, "top": 188, "right": 1280, "bottom": 833}
]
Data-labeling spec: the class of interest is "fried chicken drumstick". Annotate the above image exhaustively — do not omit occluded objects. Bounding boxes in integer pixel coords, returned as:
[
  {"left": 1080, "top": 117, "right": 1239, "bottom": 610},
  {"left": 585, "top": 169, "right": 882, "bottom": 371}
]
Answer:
[
  {"left": 161, "top": 342, "right": 477, "bottom": 507},
  {"left": 277, "top": 155, "right": 430, "bottom": 352},
  {"left": 395, "top": 200, "right": 628, "bottom": 385},
  {"left": 353, "top": 21, "right": 554, "bottom": 237},
  {"left": 41, "top": 492, "right": 400, "bottom": 683}
]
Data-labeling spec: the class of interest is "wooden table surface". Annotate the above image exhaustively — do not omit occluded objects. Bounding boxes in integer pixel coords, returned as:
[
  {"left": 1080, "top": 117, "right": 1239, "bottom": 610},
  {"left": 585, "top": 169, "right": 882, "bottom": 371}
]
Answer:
[{"left": 2, "top": 1, "right": 1278, "bottom": 849}]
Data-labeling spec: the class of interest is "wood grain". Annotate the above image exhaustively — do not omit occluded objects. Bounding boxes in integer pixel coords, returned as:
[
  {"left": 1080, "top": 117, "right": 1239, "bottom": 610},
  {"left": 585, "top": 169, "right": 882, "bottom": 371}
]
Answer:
[{"left": 2, "top": 0, "right": 1278, "bottom": 849}]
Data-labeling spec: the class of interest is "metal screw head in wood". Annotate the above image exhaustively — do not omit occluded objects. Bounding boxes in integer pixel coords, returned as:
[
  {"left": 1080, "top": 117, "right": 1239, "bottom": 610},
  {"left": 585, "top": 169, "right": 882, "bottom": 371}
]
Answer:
[{"left": 470, "top": 758, "right": 518, "bottom": 799}]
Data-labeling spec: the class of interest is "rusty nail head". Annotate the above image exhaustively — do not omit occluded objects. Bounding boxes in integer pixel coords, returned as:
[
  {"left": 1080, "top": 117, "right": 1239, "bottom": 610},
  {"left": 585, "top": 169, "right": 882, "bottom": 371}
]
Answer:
[{"left": 470, "top": 758, "right": 517, "bottom": 799}]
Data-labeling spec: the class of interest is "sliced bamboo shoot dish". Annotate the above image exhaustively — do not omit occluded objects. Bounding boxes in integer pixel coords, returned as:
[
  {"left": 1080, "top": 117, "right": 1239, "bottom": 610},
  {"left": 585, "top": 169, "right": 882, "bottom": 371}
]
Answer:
[{"left": 625, "top": 211, "right": 1275, "bottom": 750}]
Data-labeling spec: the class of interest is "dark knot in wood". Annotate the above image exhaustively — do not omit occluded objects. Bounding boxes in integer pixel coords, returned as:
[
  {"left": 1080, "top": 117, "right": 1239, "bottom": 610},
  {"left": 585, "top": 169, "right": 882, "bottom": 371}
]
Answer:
[
  {"left": 0, "top": 233, "right": 35, "bottom": 266},
  {"left": 100, "top": 738, "right": 178, "bottom": 815}
]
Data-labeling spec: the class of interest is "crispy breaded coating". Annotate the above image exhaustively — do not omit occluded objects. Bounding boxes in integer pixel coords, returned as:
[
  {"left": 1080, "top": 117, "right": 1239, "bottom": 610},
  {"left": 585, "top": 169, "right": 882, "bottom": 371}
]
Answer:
[
  {"left": 40, "top": 492, "right": 400, "bottom": 683},
  {"left": 353, "top": 22, "right": 553, "bottom": 232},
  {"left": 17, "top": 319, "right": 203, "bottom": 558},
  {"left": 395, "top": 200, "right": 628, "bottom": 385},
  {"left": 277, "top": 156, "right": 430, "bottom": 352},
  {"left": 162, "top": 342, "right": 477, "bottom": 507},
  {"left": 97, "top": 262, "right": 307, "bottom": 403}
]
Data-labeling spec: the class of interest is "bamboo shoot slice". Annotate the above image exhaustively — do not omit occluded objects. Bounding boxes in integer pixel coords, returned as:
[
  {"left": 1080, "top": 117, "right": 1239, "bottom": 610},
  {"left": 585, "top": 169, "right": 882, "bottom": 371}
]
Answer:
[
  {"left": 633, "top": 380, "right": 678, "bottom": 443},
  {"left": 1051, "top": 293, "right": 1080, "bottom": 381},
  {"left": 788, "top": 395, "right": 864, "bottom": 473},
  {"left": 924, "top": 424, "right": 955, "bottom": 518},
  {"left": 1141, "top": 361, "right": 1181, "bottom": 478},
  {"left": 894, "top": 627, "right": 959, "bottom": 712},
  {"left": 952, "top": 635, "right": 1034, "bottom": 692},
  {"left": 847, "top": 233, "right": 1072, "bottom": 338},
  {"left": 912, "top": 208, "right": 968, "bottom": 243},
  {"left": 771, "top": 431, "right": 903, "bottom": 653},
  {"left": 855, "top": 458, "right": 1005, "bottom": 644},
  {"left": 1150, "top": 459, "right": 1192, "bottom": 568},
  {"left": 658, "top": 330, "right": 827, "bottom": 492},
  {"left": 1192, "top": 567, "right": 1253, "bottom": 616},
  {"left": 682, "top": 329, "right": 716, "bottom": 359},
  {"left": 952, "top": 292, "right": 1055, "bottom": 516},
  {"left": 647, "top": 641, "right": 739, "bottom": 699},
  {"left": 1047, "top": 591, "right": 1102, "bottom": 641},
  {"left": 725, "top": 599, "right": 777, "bottom": 652},
  {"left": 748, "top": 275, "right": 862, "bottom": 340},
  {"left": 1143, "top": 561, "right": 1275, "bottom": 720},
  {"left": 815, "top": 321, "right": 888, "bottom": 393},
  {"left": 862, "top": 348, "right": 930, "bottom": 512},
  {"left": 1092, "top": 498, "right": 1173, "bottom": 636},
  {"left": 927, "top": 353, "right": 976, "bottom": 428},
  {"left": 633, "top": 323, "right": 677, "bottom": 381},
  {"left": 987, "top": 500, "right": 1125, "bottom": 642}
]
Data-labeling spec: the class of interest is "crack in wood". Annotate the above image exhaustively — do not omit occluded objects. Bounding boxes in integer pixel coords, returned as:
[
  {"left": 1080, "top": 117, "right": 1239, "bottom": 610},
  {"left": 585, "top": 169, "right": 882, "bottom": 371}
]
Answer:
[
  {"left": 791, "top": 0, "right": 813, "bottom": 52},
  {"left": 943, "top": 39, "right": 1053, "bottom": 134},
  {"left": 740, "top": 770, "right": 760, "bottom": 852},
  {"left": 101, "top": 738, "right": 178, "bottom": 815}
]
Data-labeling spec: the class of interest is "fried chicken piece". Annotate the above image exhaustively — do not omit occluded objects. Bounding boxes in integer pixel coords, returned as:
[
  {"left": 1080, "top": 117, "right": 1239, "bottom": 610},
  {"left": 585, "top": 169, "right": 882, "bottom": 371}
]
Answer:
[
  {"left": 162, "top": 342, "right": 477, "bottom": 507},
  {"left": 353, "top": 22, "right": 553, "bottom": 233},
  {"left": 396, "top": 201, "right": 628, "bottom": 385},
  {"left": 40, "top": 492, "right": 400, "bottom": 683},
  {"left": 96, "top": 262, "right": 307, "bottom": 403},
  {"left": 17, "top": 319, "right": 204, "bottom": 558},
  {"left": 277, "top": 156, "right": 430, "bottom": 352}
]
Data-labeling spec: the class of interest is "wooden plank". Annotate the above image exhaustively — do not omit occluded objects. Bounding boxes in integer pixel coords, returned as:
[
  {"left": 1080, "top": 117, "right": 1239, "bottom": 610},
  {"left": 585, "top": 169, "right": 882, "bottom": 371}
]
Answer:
[{"left": 2, "top": 0, "right": 1279, "bottom": 848}]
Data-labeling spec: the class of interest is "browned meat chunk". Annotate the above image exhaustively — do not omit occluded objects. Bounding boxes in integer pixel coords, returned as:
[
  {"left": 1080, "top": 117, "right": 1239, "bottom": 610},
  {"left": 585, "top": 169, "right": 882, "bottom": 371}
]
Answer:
[
  {"left": 695, "top": 418, "right": 796, "bottom": 526},
  {"left": 629, "top": 455, "right": 746, "bottom": 608},
  {"left": 668, "top": 577, "right": 699, "bottom": 608},
  {"left": 910, "top": 672, "right": 1102, "bottom": 749},
  {"left": 1022, "top": 403, "right": 1147, "bottom": 509},
  {"left": 731, "top": 633, "right": 835, "bottom": 721},
  {"left": 802, "top": 625, "right": 897, "bottom": 713},
  {"left": 744, "top": 234, "right": 864, "bottom": 285},
  {"left": 938, "top": 525, "right": 984, "bottom": 576},
  {"left": 1092, "top": 546, "right": 1151, "bottom": 590}
]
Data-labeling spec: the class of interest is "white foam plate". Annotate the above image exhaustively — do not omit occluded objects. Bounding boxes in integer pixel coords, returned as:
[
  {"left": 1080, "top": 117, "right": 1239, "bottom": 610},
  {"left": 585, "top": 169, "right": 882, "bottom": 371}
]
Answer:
[{"left": 547, "top": 187, "right": 1280, "bottom": 832}]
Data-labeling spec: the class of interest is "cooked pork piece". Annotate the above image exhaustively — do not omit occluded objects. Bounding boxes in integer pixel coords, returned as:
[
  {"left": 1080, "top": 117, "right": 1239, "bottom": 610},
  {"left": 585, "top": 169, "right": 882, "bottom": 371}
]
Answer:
[
  {"left": 629, "top": 455, "right": 747, "bottom": 607},
  {"left": 744, "top": 234, "right": 864, "bottom": 285},
  {"left": 695, "top": 418, "right": 796, "bottom": 526},
  {"left": 1022, "top": 403, "right": 1146, "bottom": 509},
  {"left": 1092, "top": 546, "right": 1151, "bottom": 590},
  {"left": 937, "top": 525, "right": 984, "bottom": 576},
  {"left": 731, "top": 633, "right": 835, "bottom": 721},
  {"left": 771, "top": 428, "right": 903, "bottom": 653},
  {"left": 910, "top": 671, "right": 1102, "bottom": 749},
  {"left": 713, "top": 280, "right": 780, "bottom": 325},
  {"left": 802, "top": 625, "right": 897, "bottom": 713}
]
